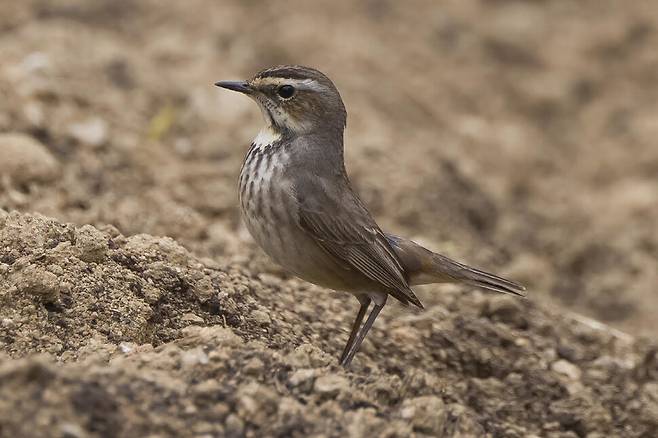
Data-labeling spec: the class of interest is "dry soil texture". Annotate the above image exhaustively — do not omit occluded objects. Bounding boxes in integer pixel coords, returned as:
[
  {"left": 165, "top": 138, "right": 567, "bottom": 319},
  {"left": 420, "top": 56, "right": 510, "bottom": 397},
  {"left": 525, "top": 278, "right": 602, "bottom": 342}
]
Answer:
[{"left": 1, "top": 0, "right": 657, "bottom": 437}]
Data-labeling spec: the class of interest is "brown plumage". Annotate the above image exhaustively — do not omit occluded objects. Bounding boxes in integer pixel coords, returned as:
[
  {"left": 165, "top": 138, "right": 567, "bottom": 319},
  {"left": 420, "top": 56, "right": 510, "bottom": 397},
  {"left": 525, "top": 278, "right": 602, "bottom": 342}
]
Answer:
[{"left": 216, "top": 65, "right": 525, "bottom": 367}]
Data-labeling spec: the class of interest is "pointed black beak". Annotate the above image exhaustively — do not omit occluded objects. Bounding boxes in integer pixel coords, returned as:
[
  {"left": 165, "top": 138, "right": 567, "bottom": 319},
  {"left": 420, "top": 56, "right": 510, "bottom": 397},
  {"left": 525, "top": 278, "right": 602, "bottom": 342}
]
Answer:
[{"left": 214, "top": 81, "right": 251, "bottom": 94}]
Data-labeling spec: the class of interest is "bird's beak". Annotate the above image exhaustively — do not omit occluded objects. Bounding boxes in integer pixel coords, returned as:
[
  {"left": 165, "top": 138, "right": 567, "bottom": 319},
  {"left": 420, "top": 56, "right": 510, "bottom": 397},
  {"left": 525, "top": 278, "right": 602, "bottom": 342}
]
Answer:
[{"left": 214, "top": 81, "right": 252, "bottom": 94}]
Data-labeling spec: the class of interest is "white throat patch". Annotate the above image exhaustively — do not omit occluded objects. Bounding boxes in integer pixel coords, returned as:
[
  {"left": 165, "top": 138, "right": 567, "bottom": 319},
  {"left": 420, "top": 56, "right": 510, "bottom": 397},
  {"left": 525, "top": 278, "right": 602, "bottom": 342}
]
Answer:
[{"left": 252, "top": 125, "right": 282, "bottom": 148}]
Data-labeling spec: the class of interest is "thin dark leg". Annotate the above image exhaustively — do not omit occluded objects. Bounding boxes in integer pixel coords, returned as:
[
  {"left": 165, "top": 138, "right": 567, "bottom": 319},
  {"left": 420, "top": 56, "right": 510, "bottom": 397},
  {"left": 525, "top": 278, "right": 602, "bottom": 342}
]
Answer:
[
  {"left": 340, "top": 301, "right": 385, "bottom": 368},
  {"left": 339, "top": 298, "right": 371, "bottom": 364}
]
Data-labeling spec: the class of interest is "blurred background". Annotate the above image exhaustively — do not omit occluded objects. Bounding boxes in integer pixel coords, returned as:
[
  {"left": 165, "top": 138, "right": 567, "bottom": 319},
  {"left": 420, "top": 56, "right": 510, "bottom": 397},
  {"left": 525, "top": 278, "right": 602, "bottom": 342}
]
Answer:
[{"left": 1, "top": 0, "right": 656, "bottom": 337}]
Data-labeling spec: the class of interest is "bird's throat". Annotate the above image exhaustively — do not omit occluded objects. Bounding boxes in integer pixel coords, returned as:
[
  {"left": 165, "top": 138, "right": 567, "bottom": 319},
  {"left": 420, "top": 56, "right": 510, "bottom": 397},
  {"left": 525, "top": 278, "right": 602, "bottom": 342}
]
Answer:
[{"left": 252, "top": 125, "right": 282, "bottom": 149}]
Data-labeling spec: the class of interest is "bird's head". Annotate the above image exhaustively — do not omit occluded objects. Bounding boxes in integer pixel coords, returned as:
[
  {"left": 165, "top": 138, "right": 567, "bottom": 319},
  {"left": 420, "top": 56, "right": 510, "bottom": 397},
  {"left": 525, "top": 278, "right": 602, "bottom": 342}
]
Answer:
[{"left": 215, "top": 65, "right": 347, "bottom": 136}]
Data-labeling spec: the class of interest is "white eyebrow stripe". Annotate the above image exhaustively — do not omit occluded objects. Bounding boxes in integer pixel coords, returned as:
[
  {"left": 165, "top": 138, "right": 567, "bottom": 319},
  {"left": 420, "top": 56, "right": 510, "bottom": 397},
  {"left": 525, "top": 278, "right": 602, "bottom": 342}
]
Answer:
[
  {"left": 288, "top": 79, "right": 326, "bottom": 91},
  {"left": 252, "top": 77, "right": 329, "bottom": 92}
]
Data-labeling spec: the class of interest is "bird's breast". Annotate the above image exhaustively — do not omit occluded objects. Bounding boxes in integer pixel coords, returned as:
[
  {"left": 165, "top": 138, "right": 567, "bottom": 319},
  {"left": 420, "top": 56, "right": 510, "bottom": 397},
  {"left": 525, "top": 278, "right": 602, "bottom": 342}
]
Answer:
[
  {"left": 238, "top": 141, "right": 297, "bottom": 256},
  {"left": 239, "top": 141, "right": 291, "bottom": 216},
  {"left": 237, "top": 140, "right": 355, "bottom": 290}
]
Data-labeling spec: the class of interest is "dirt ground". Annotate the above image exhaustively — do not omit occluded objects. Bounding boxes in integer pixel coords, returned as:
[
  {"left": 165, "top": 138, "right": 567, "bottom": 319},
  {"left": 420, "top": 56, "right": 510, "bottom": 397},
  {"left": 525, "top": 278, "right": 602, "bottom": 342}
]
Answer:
[{"left": 1, "top": 0, "right": 657, "bottom": 436}]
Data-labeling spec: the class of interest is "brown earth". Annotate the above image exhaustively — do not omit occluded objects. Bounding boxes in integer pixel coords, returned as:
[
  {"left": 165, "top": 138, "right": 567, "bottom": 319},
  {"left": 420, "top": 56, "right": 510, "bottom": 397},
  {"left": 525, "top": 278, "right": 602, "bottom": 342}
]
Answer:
[{"left": 1, "top": 0, "right": 657, "bottom": 436}]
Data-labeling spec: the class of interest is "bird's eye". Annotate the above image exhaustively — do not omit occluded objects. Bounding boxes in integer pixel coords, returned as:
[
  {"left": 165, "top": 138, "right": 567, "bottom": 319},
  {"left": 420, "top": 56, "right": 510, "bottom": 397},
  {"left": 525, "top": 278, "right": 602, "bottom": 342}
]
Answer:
[{"left": 277, "top": 85, "right": 295, "bottom": 99}]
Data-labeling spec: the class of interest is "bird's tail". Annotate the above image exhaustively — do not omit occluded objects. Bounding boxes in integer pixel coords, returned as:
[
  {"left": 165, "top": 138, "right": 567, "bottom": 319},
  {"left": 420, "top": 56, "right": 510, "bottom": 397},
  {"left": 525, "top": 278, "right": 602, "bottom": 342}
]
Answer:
[
  {"left": 428, "top": 252, "right": 526, "bottom": 296},
  {"left": 386, "top": 234, "right": 526, "bottom": 297}
]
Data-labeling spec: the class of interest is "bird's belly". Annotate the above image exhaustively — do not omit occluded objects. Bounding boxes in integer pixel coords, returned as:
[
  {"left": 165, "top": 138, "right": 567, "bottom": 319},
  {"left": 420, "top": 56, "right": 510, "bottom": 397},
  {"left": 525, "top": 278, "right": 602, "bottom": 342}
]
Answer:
[
  {"left": 238, "top": 156, "right": 358, "bottom": 291},
  {"left": 242, "top": 204, "right": 350, "bottom": 290}
]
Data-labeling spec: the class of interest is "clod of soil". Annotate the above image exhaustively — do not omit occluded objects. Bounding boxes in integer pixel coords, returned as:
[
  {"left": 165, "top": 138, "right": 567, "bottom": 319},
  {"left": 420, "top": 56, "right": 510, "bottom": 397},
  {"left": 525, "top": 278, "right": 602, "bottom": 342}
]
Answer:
[{"left": 1, "top": 211, "right": 656, "bottom": 437}]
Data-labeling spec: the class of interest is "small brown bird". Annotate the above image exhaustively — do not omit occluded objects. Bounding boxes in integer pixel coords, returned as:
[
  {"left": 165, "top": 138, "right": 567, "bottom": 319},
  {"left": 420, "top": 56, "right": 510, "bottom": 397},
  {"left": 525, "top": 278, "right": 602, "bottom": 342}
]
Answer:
[{"left": 216, "top": 65, "right": 525, "bottom": 367}]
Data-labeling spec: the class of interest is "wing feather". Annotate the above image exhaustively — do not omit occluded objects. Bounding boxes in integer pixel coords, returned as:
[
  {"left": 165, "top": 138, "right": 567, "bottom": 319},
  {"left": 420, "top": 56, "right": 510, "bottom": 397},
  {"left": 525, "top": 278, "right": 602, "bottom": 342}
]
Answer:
[{"left": 297, "top": 205, "right": 423, "bottom": 308}]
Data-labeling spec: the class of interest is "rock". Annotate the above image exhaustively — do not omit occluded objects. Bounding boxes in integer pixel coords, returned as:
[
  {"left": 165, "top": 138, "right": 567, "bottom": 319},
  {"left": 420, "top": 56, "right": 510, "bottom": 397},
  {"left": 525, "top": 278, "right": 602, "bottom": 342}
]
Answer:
[
  {"left": 551, "top": 359, "right": 582, "bottom": 380},
  {"left": 118, "top": 342, "right": 135, "bottom": 354},
  {"left": 0, "top": 133, "right": 59, "bottom": 184},
  {"left": 251, "top": 308, "right": 271, "bottom": 325},
  {"left": 124, "top": 235, "right": 191, "bottom": 267},
  {"left": 243, "top": 357, "right": 265, "bottom": 375},
  {"left": 181, "top": 347, "right": 209, "bottom": 367},
  {"left": 548, "top": 396, "right": 612, "bottom": 434},
  {"left": 181, "top": 313, "right": 205, "bottom": 324},
  {"left": 288, "top": 369, "right": 317, "bottom": 392},
  {"left": 285, "top": 343, "right": 333, "bottom": 368},
  {"left": 74, "top": 224, "right": 108, "bottom": 262},
  {"left": 313, "top": 374, "right": 349, "bottom": 397},
  {"left": 67, "top": 117, "right": 108, "bottom": 148},
  {"left": 557, "top": 343, "right": 585, "bottom": 362},
  {"left": 401, "top": 369, "right": 441, "bottom": 394},
  {"left": 181, "top": 326, "right": 243, "bottom": 348},
  {"left": 483, "top": 295, "right": 527, "bottom": 328},
  {"left": 192, "top": 276, "right": 215, "bottom": 302},
  {"left": 364, "top": 375, "right": 403, "bottom": 405},
  {"left": 346, "top": 408, "right": 390, "bottom": 438},
  {"left": 400, "top": 395, "right": 447, "bottom": 434},
  {"left": 141, "top": 282, "right": 163, "bottom": 304},
  {"left": 236, "top": 382, "right": 279, "bottom": 426},
  {"left": 224, "top": 414, "right": 245, "bottom": 438},
  {"left": 58, "top": 422, "right": 86, "bottom": 438},
  {"left": 13, "top": 265, "right": 61, "bottom": 303},
  {"left": 446, "top": 404, "right": 486, "bottom": 436}
]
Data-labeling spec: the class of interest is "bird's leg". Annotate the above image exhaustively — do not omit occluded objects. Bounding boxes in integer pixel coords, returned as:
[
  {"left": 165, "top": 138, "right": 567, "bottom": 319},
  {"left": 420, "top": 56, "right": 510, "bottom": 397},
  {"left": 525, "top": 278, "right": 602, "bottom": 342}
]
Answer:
[
  {"left": 340, "top": 297, "right": 386, "bottom": 368},
  {"left": 339, "top": 297, "right": 371, "bottom": 364}
]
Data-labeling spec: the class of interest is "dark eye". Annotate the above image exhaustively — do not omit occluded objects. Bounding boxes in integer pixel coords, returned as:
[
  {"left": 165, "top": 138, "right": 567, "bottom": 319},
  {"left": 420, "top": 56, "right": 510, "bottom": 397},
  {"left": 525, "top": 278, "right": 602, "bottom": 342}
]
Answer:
[{"left": 277, "top": 85, "right": 295, "bottom": 99}]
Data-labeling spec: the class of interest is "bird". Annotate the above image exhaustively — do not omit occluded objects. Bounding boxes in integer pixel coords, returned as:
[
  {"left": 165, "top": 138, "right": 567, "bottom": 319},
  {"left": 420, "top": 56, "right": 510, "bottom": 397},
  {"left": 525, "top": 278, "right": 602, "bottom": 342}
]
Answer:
[{"left": 215, "top": 65, "right": 525, "bottom": 368}]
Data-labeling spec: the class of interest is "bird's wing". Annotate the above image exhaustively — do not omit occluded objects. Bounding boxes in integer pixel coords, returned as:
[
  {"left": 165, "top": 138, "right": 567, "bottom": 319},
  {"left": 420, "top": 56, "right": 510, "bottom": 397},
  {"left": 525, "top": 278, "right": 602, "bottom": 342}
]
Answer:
[{"left": 294, "top": 179, "right": 423, "bottom": 308}]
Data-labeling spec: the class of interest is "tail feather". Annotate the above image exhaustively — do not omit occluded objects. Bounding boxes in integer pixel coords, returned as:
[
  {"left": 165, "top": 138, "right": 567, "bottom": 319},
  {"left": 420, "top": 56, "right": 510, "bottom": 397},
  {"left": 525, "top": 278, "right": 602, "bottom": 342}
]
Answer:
[
  {"left": 386, "top": 234, "right": 526, "bottom": 297},
  {"left": 431, "top": 252, "right": 526, "bottom": 297},
  {"left": 452, "top": 262, "right": 526, "bottom": 297}
]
